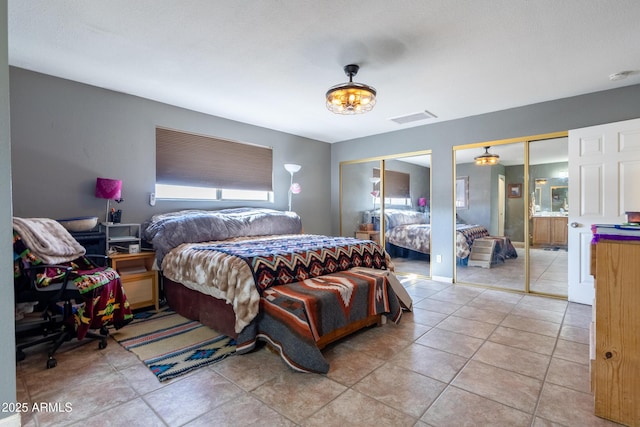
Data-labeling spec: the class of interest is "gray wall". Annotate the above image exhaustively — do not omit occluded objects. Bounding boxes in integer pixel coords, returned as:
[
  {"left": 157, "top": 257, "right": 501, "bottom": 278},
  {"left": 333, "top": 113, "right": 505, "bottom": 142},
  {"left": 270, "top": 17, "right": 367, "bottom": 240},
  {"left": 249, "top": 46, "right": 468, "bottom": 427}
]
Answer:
[
  {"left": 10, "top": 68, "right": 332, "bottom": 235},
  {"left": 0, "top": 0, "right": 17, "bottom": 420},
  {"left": 332, "top": 84, "right": 640, "bottom": 280}
]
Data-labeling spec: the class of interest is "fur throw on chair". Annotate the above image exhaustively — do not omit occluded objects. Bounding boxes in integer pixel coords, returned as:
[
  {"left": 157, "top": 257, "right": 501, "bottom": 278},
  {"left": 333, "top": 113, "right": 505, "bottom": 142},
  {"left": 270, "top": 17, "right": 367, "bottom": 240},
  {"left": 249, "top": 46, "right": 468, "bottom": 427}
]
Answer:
[{"left": 12, "top": 217, "right": 86, "bottom": 264}]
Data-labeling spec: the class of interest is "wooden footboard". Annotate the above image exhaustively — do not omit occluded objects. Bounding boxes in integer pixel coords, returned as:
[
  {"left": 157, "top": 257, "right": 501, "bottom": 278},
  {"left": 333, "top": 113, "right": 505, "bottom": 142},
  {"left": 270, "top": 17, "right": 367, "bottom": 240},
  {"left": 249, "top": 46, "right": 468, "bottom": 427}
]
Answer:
[{"left": 316, "top": 314, "right": 382, "bottom": 349}]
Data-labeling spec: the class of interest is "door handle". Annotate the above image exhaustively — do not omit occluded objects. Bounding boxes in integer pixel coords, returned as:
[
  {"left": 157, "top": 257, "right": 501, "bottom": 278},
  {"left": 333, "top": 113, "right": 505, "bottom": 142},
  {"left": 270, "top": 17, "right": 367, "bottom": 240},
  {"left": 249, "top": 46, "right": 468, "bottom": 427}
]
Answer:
[{"left": 570, "top": 222, "right": 580, "bottom": 228}]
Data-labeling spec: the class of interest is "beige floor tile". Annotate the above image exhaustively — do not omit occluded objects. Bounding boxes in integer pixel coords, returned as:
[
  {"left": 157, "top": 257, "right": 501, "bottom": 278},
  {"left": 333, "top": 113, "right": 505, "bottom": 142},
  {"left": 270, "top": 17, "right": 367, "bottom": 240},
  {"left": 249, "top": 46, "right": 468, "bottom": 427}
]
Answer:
[
  {"left": 473, "top": 341, "right": 550, "bottom": 380},
  {"left": 377, "top": 317, "right": 432, "bottom": 341},
  {"left": 452, "top": 360, "right": 543, "bottom": 413},
  {"left": 559, "top": 324, "right": 590, "bottom": 345},
  {"left": 301, "top": 388, "right": 416, "bottom": 427},
  {"left": 404, "top": 307, "right": 448, "bottom": 327},
  {"left": 184, "top": 393, "right": 296, "bottom": 427},
  {"left": 404, "top": 285, "right": 439, "bottom": 299},
  {"left": 69, "top": 397, "right": 165, "bottom": 427},
  {"left": 545, "top": 357, "right": 591, "bottom": 393},
  {"left": 510, "top": 304, "right": 565, "bottom": 324},
  {"left": 489, "top": 326, "right": 557, "bottom": 355},
  {"left": 467, "top": 296, "right": 519, "bottom": 313},
  {"left": 353, "top": 364, "right": 446, "bottom": 418},
  {"left": 413, "top": 298, "right": 463, "bottom": 315},
  {"left": 389, "top": 343, "right": 468, "bottom": 383},
  {"left": 452, "top": 305, "right": 508, "bottom": 324},
  {"left": 341, "top": 324, "right": 413, "bottom": 360},
  {"left": 434, "top": 315, "right": 497, "bottom": 339},
  {"left": 117, "top": 359, "right": 167, "bottom": 395},
  {"left": 212, "top": 345, "right": 290, "bottom": 391},
  {"left": 500, "top": 314, "right": 561, "bottom": 337},
  {"left": 416, "top": 328, "right": 484, "bottom": 358},
  {"left": 428, "top": 287, "right": 484, "bottom": 305},
  {"left": 33, "top": 371, "right": 139, "bottom": 426},
  {"left": 519, "top": 295, "right": 568, "bottom": 313},
  {"left": 562, "top": 310, "right": 592, "bottom": 329},
  {"left": 145, "top": 369, "right": 243, "bottom": 426},
  {"left": 251, "top": 370, "right": 347, "bottom": 423},
  {"left": 536, "top": 383, "right": 618, "bottom": 426},
  {"left": 553, "top": 339, "right": 590, "bottom": 365},
  {"left": 323, "top": 344, "right": 385, "bottom": 386},
  {"left": 422, "top": 386, "right": 532, "bottom": 426},
  {"left": 532, "top": 416, "right": 567, "bottom": 426}
]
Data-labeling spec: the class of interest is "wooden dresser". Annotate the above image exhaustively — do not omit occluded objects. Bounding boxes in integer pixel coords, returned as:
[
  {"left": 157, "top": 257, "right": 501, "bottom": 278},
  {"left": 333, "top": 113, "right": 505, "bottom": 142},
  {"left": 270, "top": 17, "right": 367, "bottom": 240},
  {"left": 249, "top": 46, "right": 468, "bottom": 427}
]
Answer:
[{"left": 590, "top": 239, "right": 640, "bottom": 426}]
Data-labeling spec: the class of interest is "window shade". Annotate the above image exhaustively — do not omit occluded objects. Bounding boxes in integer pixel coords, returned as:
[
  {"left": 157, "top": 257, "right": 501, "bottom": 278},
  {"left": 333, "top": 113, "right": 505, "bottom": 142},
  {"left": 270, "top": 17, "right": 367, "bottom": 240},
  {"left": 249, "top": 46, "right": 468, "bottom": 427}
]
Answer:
[
  {"left": 156, "top": 127, "right": 273, "bottom": 191},
  {"left": 373, "top": 168, "right": 410, "bottom": 198}
]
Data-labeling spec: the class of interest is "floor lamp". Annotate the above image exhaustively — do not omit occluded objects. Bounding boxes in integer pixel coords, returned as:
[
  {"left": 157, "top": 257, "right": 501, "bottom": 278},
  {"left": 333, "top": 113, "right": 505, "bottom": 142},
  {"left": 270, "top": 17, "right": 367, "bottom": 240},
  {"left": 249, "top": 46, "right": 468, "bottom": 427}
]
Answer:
[{"left": 284, "top": 164, "right": 301, "bottom": 212}]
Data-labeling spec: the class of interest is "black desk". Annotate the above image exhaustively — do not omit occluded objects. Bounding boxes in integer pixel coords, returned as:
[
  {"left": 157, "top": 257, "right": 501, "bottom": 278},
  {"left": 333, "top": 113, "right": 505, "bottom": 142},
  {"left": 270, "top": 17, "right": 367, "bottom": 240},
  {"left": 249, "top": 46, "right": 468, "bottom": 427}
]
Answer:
[{"left": 70, "top": 231, "right": 107, "bottom": 265}]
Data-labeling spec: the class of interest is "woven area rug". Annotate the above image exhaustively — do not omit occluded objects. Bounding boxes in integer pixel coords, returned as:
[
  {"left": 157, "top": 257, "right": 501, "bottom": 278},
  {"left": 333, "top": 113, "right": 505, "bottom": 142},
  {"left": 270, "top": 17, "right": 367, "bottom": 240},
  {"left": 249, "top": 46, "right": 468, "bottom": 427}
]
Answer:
[{"left": 112, "top": 309, "right": 236, "bottom": 382}]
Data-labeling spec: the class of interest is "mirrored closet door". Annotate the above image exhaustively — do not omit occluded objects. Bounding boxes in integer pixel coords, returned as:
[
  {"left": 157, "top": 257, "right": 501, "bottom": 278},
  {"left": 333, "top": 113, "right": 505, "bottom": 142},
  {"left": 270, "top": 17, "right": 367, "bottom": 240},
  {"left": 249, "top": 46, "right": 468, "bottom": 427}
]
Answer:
[
  {"left": 528, "top": 137, "right": 569, "bottom": 297},
  {"left": 454, "top": 142, "right": 526, "bottom": 292},
  {"left": 340, "top": 151, "right": 432, "bottom": 277},
  {"left": 454, "top": 133, "right": 568, "bottom": 297}
]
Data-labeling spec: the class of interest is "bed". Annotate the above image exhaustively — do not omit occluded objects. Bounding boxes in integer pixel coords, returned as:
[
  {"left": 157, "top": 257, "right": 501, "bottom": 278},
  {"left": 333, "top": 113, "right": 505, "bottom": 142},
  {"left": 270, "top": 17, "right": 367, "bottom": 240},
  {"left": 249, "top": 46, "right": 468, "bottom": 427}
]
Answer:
[
  {"left": 381, "top": 209, "right": 515, "bottom": 262},
  {"left": 142, "top": 208, "right": 403, "bottom": 373}
]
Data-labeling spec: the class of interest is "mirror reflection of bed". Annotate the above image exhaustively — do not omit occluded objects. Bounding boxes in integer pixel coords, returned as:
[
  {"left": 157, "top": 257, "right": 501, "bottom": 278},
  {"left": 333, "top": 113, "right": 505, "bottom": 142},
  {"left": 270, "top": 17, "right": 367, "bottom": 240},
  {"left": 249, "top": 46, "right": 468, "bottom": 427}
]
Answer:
[{"left": 340, "top": 152, "right": 432, "bottom": 279}]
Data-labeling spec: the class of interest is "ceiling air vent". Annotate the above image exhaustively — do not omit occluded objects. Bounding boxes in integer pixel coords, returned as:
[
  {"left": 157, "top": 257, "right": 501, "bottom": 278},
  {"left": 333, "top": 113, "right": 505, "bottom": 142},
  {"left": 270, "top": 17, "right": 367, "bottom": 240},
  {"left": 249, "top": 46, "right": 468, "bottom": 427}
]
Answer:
[{"left": 389, "top": 110, "right": 437, "bottom": 125}]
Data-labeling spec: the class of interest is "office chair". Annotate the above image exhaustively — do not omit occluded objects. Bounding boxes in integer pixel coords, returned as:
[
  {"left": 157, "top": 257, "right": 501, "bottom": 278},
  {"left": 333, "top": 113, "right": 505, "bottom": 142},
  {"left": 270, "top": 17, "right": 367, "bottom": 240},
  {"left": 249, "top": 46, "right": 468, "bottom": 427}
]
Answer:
[{"left": 13, "top": 224, "right": 133, "bottom": 369}]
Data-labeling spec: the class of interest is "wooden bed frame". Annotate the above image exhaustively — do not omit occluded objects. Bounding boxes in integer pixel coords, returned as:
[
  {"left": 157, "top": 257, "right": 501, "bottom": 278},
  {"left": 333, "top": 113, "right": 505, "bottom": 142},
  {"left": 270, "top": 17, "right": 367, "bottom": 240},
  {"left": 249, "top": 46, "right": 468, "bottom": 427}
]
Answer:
[{"left": 163, "top": 277, "right": 383, "bottom": 348}]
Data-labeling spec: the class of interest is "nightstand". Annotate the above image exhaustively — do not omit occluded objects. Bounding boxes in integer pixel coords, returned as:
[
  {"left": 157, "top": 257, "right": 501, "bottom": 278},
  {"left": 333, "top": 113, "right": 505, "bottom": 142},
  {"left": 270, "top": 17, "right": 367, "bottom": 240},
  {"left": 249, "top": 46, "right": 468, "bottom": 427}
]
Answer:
[
  {"left": 109, "top": 252, "right": 159, "bottom": 311},
  {"left": 355, "top": 230, "right": 380, "bottom": 241}
]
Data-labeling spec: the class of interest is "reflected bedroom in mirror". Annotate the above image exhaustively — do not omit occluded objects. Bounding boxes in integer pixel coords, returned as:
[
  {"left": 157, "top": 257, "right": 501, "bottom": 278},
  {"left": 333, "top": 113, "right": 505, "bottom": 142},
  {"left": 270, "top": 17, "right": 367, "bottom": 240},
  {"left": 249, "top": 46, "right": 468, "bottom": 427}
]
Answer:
[{"left": 340, "top": 152, "right": 432, "bottom": 278}]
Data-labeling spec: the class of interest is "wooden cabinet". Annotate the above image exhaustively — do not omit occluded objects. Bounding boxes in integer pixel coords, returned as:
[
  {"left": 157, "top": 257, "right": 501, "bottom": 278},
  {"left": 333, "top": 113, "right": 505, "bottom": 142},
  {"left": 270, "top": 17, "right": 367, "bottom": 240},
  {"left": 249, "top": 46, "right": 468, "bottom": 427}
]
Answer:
[
  {"left": 591, "top": 239, "right": 640, "bottom": 426},
  {"left": 109, "top": 252, "right": 159, "bottom": 311},
  {"left": 532, "top": 216, "right": 568, "bottom": 246}
]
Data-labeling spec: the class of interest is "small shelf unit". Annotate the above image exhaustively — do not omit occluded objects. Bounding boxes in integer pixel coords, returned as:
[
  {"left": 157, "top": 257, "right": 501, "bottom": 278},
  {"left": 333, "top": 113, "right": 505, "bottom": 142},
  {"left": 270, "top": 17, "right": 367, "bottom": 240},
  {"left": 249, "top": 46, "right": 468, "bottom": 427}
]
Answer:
[{"left": 99, "top": 223, "right": 141, "bottom": 255}]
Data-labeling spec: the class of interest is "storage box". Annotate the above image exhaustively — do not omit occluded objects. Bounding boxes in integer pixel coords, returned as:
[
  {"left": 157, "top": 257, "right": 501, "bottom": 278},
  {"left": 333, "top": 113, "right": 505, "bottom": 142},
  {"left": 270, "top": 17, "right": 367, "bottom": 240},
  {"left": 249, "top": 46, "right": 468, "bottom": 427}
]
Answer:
[{"left": 626, "top": 211, "right": 640, "bottom": 223}]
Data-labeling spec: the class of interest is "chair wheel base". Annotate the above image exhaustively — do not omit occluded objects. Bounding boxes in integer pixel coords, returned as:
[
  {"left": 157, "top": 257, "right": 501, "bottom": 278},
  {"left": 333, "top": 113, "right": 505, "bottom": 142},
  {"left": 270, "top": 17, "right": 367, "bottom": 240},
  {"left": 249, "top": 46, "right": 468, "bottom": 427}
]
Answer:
[
  {"left": 98, "top": 340, "right": 107, "bottom": 350},
  {"left": 46, "top": 357, "right": 57, "bottom": 369},
  {"left": 16, "top": 350, "right": 25, "bottom": 362}
]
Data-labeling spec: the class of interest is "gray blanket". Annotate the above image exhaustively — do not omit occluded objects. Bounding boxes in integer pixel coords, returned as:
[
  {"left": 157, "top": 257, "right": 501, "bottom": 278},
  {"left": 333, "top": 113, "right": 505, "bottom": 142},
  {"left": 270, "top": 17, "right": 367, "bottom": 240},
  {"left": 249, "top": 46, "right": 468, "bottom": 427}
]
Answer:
[
  {"left": 142, "top": 208, "right": 303, "bottom": 264},
  {"left": 13, "top": 217, "right": 86, "bottom": 264}
]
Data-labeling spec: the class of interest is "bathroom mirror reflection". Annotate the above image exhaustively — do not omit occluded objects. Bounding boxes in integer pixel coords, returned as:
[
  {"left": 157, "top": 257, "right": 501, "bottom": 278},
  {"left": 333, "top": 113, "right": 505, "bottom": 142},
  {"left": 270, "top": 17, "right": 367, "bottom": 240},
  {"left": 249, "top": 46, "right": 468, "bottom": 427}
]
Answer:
[{"left": 551, "top": 186, "right": 568, "bottom": 212}]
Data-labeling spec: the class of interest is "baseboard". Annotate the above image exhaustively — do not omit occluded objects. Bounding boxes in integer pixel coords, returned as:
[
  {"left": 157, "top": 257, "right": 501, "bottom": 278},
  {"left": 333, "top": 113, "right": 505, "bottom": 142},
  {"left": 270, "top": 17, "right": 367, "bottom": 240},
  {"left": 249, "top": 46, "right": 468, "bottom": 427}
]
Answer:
[
  {"left": 431, "top": 275, "right": 453, "bottom": 283},
  {"left": 0, "top": 413, "right": 21, "bottom": 427}
]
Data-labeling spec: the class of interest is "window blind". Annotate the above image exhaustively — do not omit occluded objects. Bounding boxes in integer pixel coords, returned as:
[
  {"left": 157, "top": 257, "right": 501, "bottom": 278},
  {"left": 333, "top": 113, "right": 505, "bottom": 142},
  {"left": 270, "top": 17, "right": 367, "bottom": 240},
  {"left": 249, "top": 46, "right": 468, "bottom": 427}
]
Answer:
[
  {"left": 156, "top": 127, "right": 273, "bottom": 191},
  {"left": 373, "top": 168, "right": 410, "bottom": 198}
]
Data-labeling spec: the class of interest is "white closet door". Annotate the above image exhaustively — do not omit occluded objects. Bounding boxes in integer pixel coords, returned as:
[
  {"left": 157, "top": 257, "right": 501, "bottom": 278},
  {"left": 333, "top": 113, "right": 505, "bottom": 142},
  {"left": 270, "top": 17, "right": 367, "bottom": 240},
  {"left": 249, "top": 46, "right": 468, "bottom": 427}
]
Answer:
[{"left": 568, "top": 117, "right": 640, "bottom": 304}]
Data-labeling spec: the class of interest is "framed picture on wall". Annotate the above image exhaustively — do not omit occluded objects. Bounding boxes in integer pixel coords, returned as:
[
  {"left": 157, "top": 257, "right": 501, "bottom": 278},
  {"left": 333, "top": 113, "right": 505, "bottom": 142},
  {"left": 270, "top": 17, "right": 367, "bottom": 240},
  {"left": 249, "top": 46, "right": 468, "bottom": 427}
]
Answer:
[{"left": 508, "top": 183, "right": 522, "bottom": 198}]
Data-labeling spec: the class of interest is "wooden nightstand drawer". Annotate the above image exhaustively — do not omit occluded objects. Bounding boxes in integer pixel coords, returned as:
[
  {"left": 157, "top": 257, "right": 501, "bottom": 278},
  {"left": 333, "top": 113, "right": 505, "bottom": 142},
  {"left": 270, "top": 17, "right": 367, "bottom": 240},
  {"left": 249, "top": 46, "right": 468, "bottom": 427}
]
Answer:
[
  {"left": 122, "top": 273, "right": 156, "bottom": 310},
  {"left": 109, "top": 252, "right": 159, "bottom": 311}
]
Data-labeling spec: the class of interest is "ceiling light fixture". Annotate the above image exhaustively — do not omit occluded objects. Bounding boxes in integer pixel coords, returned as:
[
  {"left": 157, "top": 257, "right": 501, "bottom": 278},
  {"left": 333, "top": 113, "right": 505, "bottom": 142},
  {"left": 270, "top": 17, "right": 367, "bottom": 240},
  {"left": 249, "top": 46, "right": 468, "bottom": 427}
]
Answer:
[
  {"left": 326, "top": 64, "right": 376, "bottom": 115},
  {"left": 474, "top": 146, "right": 500, "bottom": 166}
]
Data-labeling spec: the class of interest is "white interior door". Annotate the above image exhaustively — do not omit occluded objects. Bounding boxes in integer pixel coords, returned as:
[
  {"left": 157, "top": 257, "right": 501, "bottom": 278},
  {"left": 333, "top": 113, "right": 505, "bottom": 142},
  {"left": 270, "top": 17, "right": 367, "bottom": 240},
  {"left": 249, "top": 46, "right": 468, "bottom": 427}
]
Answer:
[{"left": 568, "top": 117, "right": 640, "bottom": 304}]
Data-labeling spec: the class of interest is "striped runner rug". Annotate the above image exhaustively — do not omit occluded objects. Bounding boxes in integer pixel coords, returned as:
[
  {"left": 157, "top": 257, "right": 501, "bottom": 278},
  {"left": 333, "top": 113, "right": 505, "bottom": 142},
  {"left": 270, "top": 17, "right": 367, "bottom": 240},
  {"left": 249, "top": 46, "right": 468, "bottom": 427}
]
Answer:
[{"left": 112, "top": 309, "right": 236, "bottom": 382}]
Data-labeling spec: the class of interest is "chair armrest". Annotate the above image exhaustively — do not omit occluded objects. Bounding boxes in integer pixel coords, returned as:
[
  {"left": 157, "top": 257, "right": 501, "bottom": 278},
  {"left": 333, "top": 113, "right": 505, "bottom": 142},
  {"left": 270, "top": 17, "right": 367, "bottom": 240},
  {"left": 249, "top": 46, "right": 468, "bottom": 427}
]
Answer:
[
  {"left": 22, "top": 264, "right": 74, "bottom": 301},
  {"left": 84, "top": 254, "right": 109, "bottom": 267}
]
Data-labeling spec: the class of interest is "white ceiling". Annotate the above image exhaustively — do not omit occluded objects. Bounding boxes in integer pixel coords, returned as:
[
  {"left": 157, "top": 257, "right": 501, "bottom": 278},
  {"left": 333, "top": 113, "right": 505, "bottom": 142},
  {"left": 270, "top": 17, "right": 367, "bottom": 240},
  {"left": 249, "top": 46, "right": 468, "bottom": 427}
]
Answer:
[{"left": 8, "top": 1, "right": 640, "bottom": 144}]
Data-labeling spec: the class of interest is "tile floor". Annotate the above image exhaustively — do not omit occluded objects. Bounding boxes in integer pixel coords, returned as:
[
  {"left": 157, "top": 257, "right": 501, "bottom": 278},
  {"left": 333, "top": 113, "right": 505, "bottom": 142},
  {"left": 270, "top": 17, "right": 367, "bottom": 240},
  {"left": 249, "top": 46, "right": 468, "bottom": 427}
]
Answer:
[
  {"left": 16, "top": 276, "right": 620, "bottom": 427},
  {"left": 393, "top": 247, "right": 569, "bottom": 296}
]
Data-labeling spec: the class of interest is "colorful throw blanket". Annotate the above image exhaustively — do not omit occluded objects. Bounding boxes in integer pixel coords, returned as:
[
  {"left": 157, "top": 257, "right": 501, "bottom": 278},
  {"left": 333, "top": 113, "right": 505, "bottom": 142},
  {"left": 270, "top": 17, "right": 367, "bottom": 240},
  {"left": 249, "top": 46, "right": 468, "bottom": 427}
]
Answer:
[
  {"left": 236, "top": 269, "right": 402, "bottom": 373},
  {"left": 13, "top": 233, "right": 133, "bottom": 339},
  {"left": 161, "top": 234, "right": 389, "bottom": 334},
  {"left": 194, "top": 234, "right": 388, "bottom": 294},
  {"left": 12, "top": 217, "right": 86, "bottom": 264}
]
